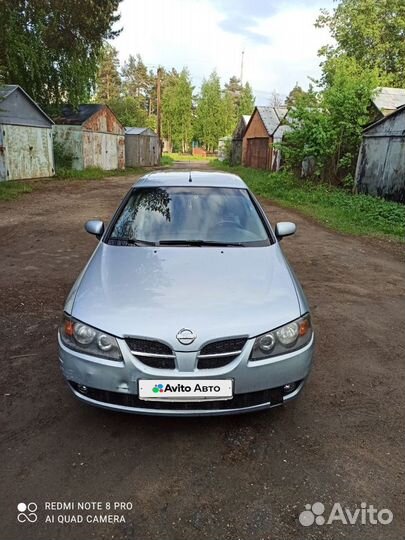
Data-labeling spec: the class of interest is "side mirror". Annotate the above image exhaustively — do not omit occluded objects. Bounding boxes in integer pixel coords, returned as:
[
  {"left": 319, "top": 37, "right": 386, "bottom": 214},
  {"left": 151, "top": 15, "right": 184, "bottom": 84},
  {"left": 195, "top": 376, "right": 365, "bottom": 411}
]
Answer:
[
  {"left": 275, "top": 221, "right": 296, "bottom": 240},
  {"left": 85, "top": 220, "right": 104, "bottom": 239}
]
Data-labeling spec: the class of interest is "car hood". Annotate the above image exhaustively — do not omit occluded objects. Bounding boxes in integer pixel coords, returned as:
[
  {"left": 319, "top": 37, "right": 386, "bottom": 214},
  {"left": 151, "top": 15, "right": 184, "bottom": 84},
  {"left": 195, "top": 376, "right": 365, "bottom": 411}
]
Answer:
[{"left": 70, "top": 243, "right": 301, "bottom": 350}]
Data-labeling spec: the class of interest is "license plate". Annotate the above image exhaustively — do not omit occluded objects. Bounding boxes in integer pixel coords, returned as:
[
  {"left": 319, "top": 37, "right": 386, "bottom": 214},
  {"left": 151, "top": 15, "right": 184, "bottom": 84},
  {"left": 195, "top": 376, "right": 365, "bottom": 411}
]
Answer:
[{"left": 138, "top": 379, "right": 233, "bottom": 401}]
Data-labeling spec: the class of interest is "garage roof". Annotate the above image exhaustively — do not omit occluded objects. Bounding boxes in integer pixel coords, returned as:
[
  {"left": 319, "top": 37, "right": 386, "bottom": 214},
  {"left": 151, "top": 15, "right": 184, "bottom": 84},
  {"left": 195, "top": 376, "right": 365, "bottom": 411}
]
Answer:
[
  {"left": 125, "top": 127, "right": 157, "bottom": 136},
  {"left": 363, "top": 104, "right": 405, "bottom": 134},
  {"left": 54, "top": 104, "right": 105, "bottom": 125},
  {"left": 254, "top": 106, "right": 288, "bottom": 136},
  {"left": 372, "top": 87, "right": 405, "bottom": 115},
  {"left": 0, "top": 84, "right": 53, "bottom": 126}
]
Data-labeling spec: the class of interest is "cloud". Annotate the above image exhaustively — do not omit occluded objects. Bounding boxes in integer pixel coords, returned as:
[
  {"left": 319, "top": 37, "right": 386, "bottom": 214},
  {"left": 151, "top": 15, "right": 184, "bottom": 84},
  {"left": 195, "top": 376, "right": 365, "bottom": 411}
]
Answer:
[
  {"left": 112, "top": 0, "right": 334, "bottom": 103},
  {"left": 211, "top": 0, "right": 332, "bottom": 45},
  {"left": 214, "top": 0, "right": 277, "bottom": 44},
  {"left": 218, "top": 15, "right": 270, "bottom": 45},
  {"left": 214, "top": 0, "right": 279, "bottom": 19}
]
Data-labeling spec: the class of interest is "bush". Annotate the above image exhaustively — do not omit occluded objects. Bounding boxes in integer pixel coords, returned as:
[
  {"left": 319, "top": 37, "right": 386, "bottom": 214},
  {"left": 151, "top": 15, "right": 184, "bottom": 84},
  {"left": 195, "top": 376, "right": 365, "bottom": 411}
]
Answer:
[
  {"left": 160, "top": 154, "right": 175, "bottom": 166},
  {"left": 211, "top": 162, "right": 405, "bottom": 241},
  {"left": 280, "top": 56, "right": 379, "bottom": 185},
  {"left": 53, "top": 141, "right": 74, "bottom": 170}
]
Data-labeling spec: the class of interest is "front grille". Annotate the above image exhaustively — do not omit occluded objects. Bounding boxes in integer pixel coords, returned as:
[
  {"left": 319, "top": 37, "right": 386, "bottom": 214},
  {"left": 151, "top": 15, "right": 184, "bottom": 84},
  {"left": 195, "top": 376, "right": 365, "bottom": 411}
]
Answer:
[
  {"left": 125, "top": 338, "right": 175, "bottom": 369},
  {"left": 70, "top": 381, "right": 284, "bottom": 411},
  {"left": 197, "top": 337, "right": 247, "bottom": 369}
]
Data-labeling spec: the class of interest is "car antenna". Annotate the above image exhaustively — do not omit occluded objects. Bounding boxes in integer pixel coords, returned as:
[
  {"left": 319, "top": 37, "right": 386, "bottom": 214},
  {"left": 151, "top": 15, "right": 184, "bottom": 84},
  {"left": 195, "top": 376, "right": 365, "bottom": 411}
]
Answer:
[{"left": 188, "top": 171, "right": 192, "bottom": 182}]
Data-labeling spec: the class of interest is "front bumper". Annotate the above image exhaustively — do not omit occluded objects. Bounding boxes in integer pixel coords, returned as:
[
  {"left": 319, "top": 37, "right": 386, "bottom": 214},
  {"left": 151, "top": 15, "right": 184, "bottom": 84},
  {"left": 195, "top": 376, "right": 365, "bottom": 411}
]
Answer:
[{"left": 58, "top": 333, "right": 314, "bottom": 416}]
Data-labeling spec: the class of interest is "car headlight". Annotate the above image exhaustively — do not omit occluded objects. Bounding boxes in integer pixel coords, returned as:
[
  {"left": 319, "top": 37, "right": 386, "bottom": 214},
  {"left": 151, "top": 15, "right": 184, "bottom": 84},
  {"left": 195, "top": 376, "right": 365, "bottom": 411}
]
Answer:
[
  {"left": 59, "top": 315, "right": 122, "bottom": 361},
  {"left": 250, "top": 314, "right": 312, "bottom": 360}
]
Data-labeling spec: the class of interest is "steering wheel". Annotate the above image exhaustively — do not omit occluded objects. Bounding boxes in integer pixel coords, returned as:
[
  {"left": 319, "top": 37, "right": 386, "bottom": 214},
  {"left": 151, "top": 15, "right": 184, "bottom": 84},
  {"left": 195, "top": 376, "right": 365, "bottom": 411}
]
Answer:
[{"left": 214, "top": 219, "right": 244, "bottom": 230}]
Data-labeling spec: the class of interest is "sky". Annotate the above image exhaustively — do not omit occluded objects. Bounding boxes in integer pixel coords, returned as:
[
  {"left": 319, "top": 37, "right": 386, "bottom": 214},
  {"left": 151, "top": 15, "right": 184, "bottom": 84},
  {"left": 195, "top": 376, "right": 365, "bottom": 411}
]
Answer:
[{"left": 112, "top": 0, "right": 335, "bottom": 105}]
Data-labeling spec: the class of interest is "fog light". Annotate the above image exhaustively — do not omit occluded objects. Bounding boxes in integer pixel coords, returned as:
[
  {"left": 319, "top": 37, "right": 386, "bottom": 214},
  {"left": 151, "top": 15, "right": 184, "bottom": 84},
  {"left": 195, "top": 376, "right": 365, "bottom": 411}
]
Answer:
[
  {"left": 283, "top": 383, "right": 296, "bottom": 394},
  {"left": 77, "top": 385, "right": 88, "bottom": 394}
]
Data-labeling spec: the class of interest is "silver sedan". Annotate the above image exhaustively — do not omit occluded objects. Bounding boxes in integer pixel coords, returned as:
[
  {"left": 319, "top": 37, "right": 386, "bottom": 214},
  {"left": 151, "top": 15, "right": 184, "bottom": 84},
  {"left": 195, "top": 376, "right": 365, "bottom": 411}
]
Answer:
[{"left": 58, "top": 171, "right": 314, "bottom": 415}]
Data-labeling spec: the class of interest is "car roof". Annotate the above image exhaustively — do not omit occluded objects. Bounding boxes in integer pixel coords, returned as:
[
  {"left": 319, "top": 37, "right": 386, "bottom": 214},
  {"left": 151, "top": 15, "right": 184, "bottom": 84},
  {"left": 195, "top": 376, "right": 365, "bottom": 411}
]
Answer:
[{"left": 134, "top": 170, "right": 247, "bottom": 189}]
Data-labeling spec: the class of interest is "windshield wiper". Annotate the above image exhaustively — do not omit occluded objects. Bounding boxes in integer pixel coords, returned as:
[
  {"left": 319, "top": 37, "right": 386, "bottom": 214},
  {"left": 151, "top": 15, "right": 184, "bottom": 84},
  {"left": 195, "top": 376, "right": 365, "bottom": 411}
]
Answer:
[
  {"left": 157, "top": 239, "right": 246, "bottom": 247},
  {"left": 109, "top": 237, "right": 157, "bottom": 246}
]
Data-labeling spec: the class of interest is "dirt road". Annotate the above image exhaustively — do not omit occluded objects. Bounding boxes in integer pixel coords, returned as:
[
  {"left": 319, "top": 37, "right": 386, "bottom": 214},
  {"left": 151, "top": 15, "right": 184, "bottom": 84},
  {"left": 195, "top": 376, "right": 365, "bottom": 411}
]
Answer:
[{"left": 0, "top": 170, "right": 404, "bottom": 540}]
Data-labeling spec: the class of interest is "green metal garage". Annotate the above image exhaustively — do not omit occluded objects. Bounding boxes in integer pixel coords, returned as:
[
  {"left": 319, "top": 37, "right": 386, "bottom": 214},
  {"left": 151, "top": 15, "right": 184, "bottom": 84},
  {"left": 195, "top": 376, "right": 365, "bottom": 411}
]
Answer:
[{"left": 0, "top": 85, "right": 54, "bottom": 181}]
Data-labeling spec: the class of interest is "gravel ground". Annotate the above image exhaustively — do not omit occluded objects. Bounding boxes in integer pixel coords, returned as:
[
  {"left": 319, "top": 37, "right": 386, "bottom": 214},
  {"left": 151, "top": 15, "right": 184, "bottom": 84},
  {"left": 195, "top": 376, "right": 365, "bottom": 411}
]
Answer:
[{"left": 0, "top": 168, "right": 404, "bottom": 540}]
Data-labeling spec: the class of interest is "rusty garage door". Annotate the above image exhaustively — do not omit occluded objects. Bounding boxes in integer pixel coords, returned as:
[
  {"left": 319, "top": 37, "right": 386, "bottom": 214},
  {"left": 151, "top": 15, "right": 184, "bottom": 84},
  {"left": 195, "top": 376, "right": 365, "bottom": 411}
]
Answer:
[
  {"left": 1, "top": 124, "right": 54, "bottom": 180},
  {"left": 82, "top": 131, "right": 125, "bottom": 170},
  {"left": 245, "top": 138, "right": 269, "bottom": 169}
]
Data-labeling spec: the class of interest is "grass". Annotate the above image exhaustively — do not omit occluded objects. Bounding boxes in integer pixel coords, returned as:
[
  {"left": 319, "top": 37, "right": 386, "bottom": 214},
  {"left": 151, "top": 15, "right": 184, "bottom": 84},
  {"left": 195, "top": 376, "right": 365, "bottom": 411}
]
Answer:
[
  {"left": 55, "top": 166, "right": 145, "bottom": 179},
  {"left": 160, "top": 154, "right": 175, "bottom": 166},
  {"left": 211, "top": 161, "right": 405, "bottom": 241},
  {"left": 0, "top": 181, "right": 33, "bottom": 201},
  {"left": 164, "top": 152, "right": 216, "bottom": 162}
]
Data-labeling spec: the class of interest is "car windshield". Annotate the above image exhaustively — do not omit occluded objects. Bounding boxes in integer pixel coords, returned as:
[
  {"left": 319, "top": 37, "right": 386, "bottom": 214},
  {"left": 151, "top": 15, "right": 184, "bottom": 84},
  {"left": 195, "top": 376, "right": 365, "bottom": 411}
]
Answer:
[{"left": 108, "top": 187, "right": 270, "bottom": 247}]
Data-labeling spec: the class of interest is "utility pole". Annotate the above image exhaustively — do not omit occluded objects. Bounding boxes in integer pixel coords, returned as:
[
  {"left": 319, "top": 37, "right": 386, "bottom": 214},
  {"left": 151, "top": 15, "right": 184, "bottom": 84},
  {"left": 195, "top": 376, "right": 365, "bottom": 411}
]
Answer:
[
  {"left": 157, "top": 67, "right": 162, "bottom": 141},
  {"left": 240, "top": 50, "right": 245, "bottom": 85}
]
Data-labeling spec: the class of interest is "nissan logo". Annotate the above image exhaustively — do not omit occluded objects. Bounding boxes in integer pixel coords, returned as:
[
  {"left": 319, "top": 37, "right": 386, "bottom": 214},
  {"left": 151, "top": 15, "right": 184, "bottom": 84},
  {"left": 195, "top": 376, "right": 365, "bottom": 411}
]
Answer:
[{"left": 176, "top": 328, "right": 197, "bottom": 345}]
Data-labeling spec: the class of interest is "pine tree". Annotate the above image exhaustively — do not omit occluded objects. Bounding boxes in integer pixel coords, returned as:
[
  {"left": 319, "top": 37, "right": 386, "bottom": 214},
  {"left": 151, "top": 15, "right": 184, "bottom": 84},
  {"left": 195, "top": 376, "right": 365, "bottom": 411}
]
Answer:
[
  {"left": 221, "top": 90, "right": 237, "bottom": 136},
  {"left": 285, "top": 84, "right": 307, "bottom": 108},
  {"left": 162, "top": 68, "right": 193, "bottom": 152},
  {"left": 194, "top": 71, "right": 224, "bottom": 151},
  {"left": 238, "top": 82, "right": 255, "bottom": 116},
  {"left": 95, "top": 43, "right": 121, "bottom": 102},
  {"left": 108, "top": 96, "right": 148, "bottom": 128},
  {"left": 224, "top": 76, "right": 243, "bottom": 102},
  {"left": 122, "top": 54, "right": 154, "bottom": 113},
  {"left": 224, "top": 76, "right": 255, "bottom": 119}
]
